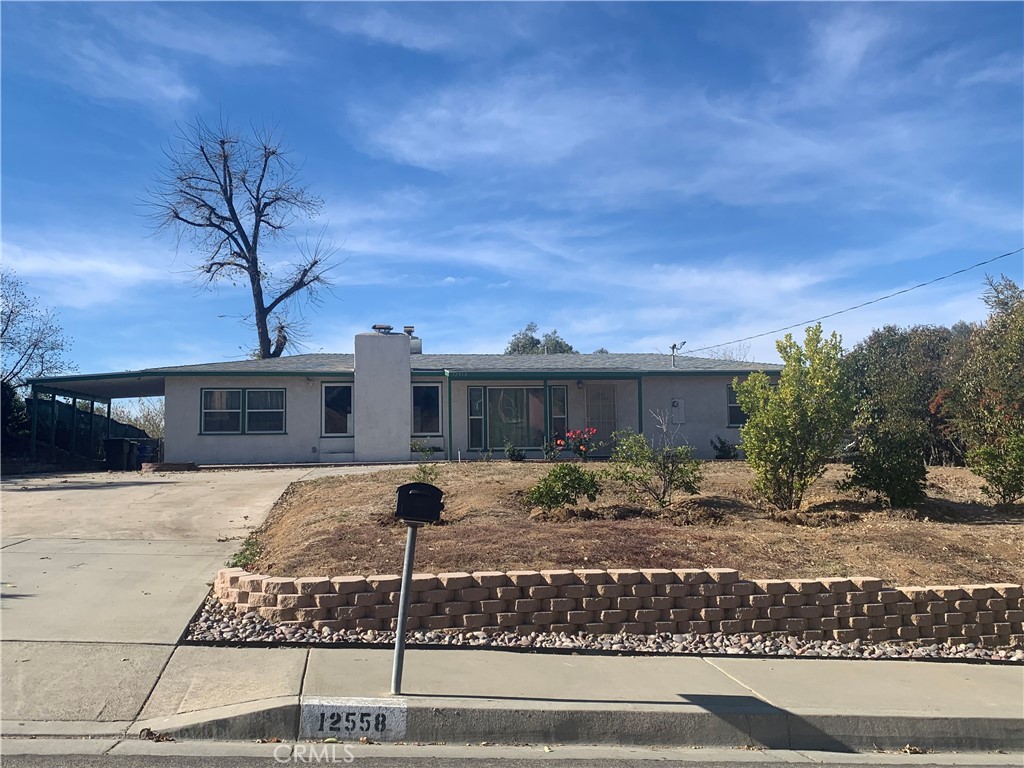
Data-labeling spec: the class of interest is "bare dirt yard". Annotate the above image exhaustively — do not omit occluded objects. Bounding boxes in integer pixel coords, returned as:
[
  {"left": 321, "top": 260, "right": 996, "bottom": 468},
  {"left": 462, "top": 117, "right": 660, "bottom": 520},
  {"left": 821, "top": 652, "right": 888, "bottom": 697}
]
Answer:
[{"left": 248, "top": 461, "right": 1022, "bottom": 585}]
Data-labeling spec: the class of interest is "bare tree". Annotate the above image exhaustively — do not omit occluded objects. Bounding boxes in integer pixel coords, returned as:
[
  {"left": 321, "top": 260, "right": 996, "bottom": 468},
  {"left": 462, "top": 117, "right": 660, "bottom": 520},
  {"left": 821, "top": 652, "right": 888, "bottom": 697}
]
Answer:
[
  {"left": 148, "top": 117, "right": 336, "bottom": 358},
  {"left": 702, "top": 341, "right": 752, "bottom": 362},
  {"left": 110, "top": 397, "right": 165, "bottom": 438},
  {"left": 1, "top": 269, "right": 75, "bottom": 387}
]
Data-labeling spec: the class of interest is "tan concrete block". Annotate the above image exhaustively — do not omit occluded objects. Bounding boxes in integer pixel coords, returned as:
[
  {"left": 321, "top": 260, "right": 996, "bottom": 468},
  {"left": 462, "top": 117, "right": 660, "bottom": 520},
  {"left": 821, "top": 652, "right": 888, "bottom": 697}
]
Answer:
[
  {"left": 549, "top": 597, "right": 576, "bottom": 612},
  {"left": 247, "top": 591, "right": 277, "bottom": 607},
  {"left": 539, "top": 569, "right": 577, "bottom": 586},
  {"left": 750, "top": 619, "right": 775, "bottom": 632},
  {"left": 992, "top": 584, "right": 1023, "bottom": 599},
  {"left": 293, "top": 577, "right": 331, "bottom": 595},
  {"left": 559, "top": 585, "right": 590, "bottom": 598},
  {"left": 866, "top": 628, "right": 890, "bottom": 642},
  {"left": 694, "top": 583, "right": 723, "bottom": 597},
  {"left": 734, "top": 607, "right": 758, "bottom": 621},
  {"left": 333, "top": 606, "right": 367, "bottom": 620},
  {"left": 238, "top": 574, "right": 268, "bottom": 592},
  {"left": 528, "top": 585, "right": 557, "bottom": 599},
  {"left": 601, "top": 610, "right": 628, "bottom": 623},
  {"left": 845, "top": 591, "right": 871, "bottom": 605},
  {"left": 262, "top": 577, "right": 296, "bottom": 595},
  {"left": 705, "top": 568, "right": 739, "bottom": 584},
  {"left": 883, "top": 615, "right": 903, "bottom": 628},
  {"left": 700, "top": 608, "right": 725, "bottom": 621},
  {"left": 766, "top": 606, "right": 790, "bottom": 619},
  {"left": 645, "top": 596, "right": 674, "bottom": 610},
  {"left": 548, "top": 624, "right": 574, "bottom": 634},
  {"left": 294, "top": 608, "right": 328, "bottom": 622},
  {"left": 877, "top": 590, "right": 902, "bottom": 604},
  {"left": 668, "top": 608, "right": 691, "bottom": 621},
  {"left": 985, "top": 598, "right": 1008, "bottom": 611},
  {"left": 681, "top": 596, "right": 706, "bottom": 609},
  {"left": 530, "top": 611, "right": 557, "bottom": 625},
  {"left": 819, "top": 617, "right": 839, "bottom": 630},
  {"left": 436, "top": 572, "right": 474, "bottom": 589},
  {"left": 929, "top": 586, "right": 966, "bottom": 600},
  {"left": 355, "top": 618, "right": 383, "bottom": 631},
  {"left": 596, "top": 584, "right": 624, "bottom": 598},
  {"left": 420, "top": 589, "right": 454, "bottom": 603},
  {"left": 478, "top": 599, "right": 505, "bottom": 614},
  {"left": 789, "top": 579, "right": 822, "bottom": 594},
  {"left": 507, "top": 570, "right": 544, "bottom": 587},
  {"left": 832, "top": 629, "right": 859, "bottom": 643},
  {"left": 944, "top": 612, "right": 967, "bottom": 625},
  {"left": 896, "top": 626, "right": 920, "bottom": 640},
  {"left": 473, "top": 571, "right": 508, "bottom": 587},
  {"left": 567, "top": 610, "right": 593, "bottom": 624},
  {"left": 441, "top": 602, "right": 470, "bottom": 616},
  {"left": 848, "top": 616, "right": 872, "bottom": 630},
  {"left": 367, "top": 575, "right": 402, "bottom": 591},
  {"left": 993, "top": 623, "right": 1012, "bottom": 635},
  {"left": 713, "top": 595, "right": 741, "bottom": 609},
  {"left": 421, "top": 616, "right": 453, "bottom": 629},
  {"left": 461, "top": 614, "right": 489, "bottom": 628},
  {"left": 514, "top": 599, "right": 541, "bottom": 612},
  {"left": 629, "top": 584, "right": 656, "bottom": 598},
  {"left": 494, "top": 586, "right": 521, "bottom": 600},
  {"left": 332, "top": 576, "right": 368, "bottom": 595},
  {"left": 811, "top": 592, "right": 838, "bottom": 606},
  {"left": 607, "top": 569, "right": 642, "bottom": 585},
  {"left": 1004, "top": 609, "right": 1024, "bottom": 622},
  {"left": 780, "top": 618, "right": 807, "bottom": 632},
  {"left": 975, "top": 610, "right": 996, "bottom": 623},
  {"left": 616, "top": 596, "right": 641, "bottom": 610},
  {"left": 719, "top": 619, "right": 744, "bottom": 634},
  {"left": 899, "top": 587, "right": 933, "bottom": 601},
  {"left": 659, "top": 583, "right": 690, "bottom": 597},
  {"left": 407, "top": 603, "right": 434, "bottom": 617},
  {"left": 729, "top": 582, "right": 755, "bottom": 596},
  {"left": 862, "top": 603, "right": 885, "bottom": 616},
  {"left": 405, "top": 573, "right": 436, "bottom": 590},
  {"left": 781, "top": 594, "right": 807, "bottom": 607},
  {"left": 641, "top": 568, "right": 676, "bottom": 584},
  {"left": 495, "top": 612, "right": 520, "bottom": 627},
  {"left": 573, "top": 569, "right": 608, "bottom": 585},
  {"left": 796, "top": 605, "right": 824, "bottom": 619},
  {"left": 673, "top": 568, "right": 708, "bottom": 584},
  {"left": 257, "top": 607, "right": 297, "bottom": 622},
  {"left": 352, "top": 592, "right": 381, "bottom": 607},
  {"left": 277, "top": 594, "right": 312, "bottom": 609},
  {"left": 833, "top": 604, "right": 855, "bottom": 618},
  {"left": 633, "top": 609, "right": 660, "bottom": 623},
  {"left": 748, "top": 594, "right": 774, "bottom": 608},
  {"left": 803, "top": 630, "right": 825, "bottom": 641},
  {"left": 894, "top": 602, "right": 915, "bottom": 615},
  {"left": 652, "top": 622, "right": 676, "bottom": 634},
  {"left": 460, "top": 587, "right": 489, "bottom": 601},
  {"left": 820, "top": 578, "right": 853, "bottom": 593},
  {"left": 583, "top": 597, "right": 611, "bottom": 611},
  {"left": 961, "top": 585, "right": 995, "bottom": 600},
  {"left": 313, "top": 594, "right": 344, "bottom": 609},
  {"left": 755, "top": 579, "right": 790, "bottom": 595},
  {"left": 910, "top": 613, "right": 934, "bottom": 627},
  {"left": 850, "top": 577, "right": 884, "bottom": 592}
]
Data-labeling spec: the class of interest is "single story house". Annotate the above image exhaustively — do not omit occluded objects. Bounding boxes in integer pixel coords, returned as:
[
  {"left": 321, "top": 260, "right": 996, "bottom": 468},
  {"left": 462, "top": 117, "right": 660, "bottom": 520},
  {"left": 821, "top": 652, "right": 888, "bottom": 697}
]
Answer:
[{"left": 27, "top": 325, "right": 781, "bottom": 465}]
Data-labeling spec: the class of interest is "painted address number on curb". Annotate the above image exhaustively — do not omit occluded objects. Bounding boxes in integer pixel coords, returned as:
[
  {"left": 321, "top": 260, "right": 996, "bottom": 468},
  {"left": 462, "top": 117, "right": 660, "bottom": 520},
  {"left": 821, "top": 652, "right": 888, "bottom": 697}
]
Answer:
[{"left": 300, "top": 697, "right": 407, "bottom": 741}]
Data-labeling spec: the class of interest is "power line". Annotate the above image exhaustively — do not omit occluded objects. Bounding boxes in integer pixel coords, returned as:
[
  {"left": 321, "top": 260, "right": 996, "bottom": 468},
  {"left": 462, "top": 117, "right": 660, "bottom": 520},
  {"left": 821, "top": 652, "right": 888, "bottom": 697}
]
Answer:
[{"left": 689, "top": 246, "right": 1023, "bottom": 355}]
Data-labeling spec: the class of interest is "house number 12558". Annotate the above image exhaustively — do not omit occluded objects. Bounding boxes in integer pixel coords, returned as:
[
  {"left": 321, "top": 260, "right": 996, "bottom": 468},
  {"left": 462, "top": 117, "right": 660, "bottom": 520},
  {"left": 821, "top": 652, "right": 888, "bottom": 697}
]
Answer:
[{"left": 316, "top": 711, "right": 387, "bottom": 733}]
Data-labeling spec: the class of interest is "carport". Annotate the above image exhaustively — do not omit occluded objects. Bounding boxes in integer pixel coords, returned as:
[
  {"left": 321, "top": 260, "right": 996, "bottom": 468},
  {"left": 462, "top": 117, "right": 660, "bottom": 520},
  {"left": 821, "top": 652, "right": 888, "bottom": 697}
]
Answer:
[{"left": 25, "top": 371, "right": 167, "bottom": 463}]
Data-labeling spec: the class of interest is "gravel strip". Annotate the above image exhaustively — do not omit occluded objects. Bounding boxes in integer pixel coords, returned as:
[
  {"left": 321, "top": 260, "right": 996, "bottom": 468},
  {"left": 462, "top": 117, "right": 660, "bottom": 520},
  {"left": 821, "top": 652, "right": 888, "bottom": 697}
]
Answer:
[{"left": 187, "top": 596, "right": 1024, "bottom": 663}]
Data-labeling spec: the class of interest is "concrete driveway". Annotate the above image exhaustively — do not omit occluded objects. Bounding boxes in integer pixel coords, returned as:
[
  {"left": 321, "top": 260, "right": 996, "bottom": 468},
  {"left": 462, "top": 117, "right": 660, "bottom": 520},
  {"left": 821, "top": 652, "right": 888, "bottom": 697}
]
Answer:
[{"left": 0, "top": 468, "right": 311, "bottom": 733}]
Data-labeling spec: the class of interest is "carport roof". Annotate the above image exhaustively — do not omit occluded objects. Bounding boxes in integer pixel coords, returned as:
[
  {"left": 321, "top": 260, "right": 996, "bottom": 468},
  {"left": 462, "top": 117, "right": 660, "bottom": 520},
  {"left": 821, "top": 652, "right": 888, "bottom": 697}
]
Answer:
[{"left": 28, "top": 352, "right": 780, "bottom": 402}]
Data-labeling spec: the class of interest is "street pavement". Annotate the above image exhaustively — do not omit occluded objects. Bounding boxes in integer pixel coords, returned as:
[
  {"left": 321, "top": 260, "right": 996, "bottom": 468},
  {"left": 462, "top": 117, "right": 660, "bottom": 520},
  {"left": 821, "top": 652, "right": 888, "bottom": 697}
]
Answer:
[{"left": 1, "top": 467, "right": 1022, "bottom": 758}]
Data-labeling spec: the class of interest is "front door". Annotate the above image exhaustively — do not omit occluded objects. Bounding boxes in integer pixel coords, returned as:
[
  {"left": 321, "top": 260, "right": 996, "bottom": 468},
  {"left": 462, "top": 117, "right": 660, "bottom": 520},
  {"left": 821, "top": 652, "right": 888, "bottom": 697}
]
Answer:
[{"left": 585, "top": 384, "right": 616, "bottom": 457}]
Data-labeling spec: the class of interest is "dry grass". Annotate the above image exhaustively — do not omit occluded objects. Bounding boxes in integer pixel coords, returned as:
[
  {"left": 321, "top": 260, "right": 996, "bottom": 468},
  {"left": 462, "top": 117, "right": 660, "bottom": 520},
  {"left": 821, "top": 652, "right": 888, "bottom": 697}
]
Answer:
[{"left": 249, "top": 461, "right": 1023, "bottom": 585}]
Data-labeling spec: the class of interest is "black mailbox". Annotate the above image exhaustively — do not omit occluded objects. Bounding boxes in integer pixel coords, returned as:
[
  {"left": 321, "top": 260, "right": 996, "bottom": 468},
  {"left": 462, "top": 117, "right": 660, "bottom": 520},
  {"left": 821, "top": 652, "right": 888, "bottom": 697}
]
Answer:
[{"left": 395, "top": 483, "right": 444, "bottom": 524}]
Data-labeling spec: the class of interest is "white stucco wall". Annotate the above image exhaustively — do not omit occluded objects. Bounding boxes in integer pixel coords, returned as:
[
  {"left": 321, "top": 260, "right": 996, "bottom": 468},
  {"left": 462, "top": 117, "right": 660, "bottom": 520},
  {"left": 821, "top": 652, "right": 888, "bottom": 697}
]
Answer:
[
  {"left": 639, "top": 375, "right": 747, "bottom": 459},
  {"left": 354, "top": 332, "right": 411, "bottom": 462}
]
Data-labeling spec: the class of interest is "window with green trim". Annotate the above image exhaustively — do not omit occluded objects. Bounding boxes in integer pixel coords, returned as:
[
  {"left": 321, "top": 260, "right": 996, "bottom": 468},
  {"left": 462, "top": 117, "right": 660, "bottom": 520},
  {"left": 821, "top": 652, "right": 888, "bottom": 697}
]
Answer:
[
  {"left": 412, "top": 384, "right": 441, "bottom": 435},
  {"left": 201, "top": 388, "right": 285, "bottom": 434},
  {"left": 468, "top": 387, "right": 484, "bottom": 450},
  {"left": 549, "top": 385, "right": 568, "bottom": 439},
  {"left": 323, "top": 384, "right": 353, "bottom": 436},
  {"left": 727, "top": 385, "right": 747, "bottom": 428}
]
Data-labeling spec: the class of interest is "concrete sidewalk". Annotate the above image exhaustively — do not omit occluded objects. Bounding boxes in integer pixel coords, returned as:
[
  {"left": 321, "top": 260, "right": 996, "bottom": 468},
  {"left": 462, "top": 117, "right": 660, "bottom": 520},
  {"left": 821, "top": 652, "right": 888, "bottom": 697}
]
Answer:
[{"left": 5, "top": 644, "right": 1020, "bottom": 753}]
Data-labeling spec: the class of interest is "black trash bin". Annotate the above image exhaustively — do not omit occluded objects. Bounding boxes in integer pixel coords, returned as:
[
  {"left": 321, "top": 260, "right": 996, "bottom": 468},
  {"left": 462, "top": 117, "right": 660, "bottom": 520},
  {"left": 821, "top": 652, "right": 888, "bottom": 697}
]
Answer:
[{"left": 103, "top": 438, "right": 130, "bottom": 471}]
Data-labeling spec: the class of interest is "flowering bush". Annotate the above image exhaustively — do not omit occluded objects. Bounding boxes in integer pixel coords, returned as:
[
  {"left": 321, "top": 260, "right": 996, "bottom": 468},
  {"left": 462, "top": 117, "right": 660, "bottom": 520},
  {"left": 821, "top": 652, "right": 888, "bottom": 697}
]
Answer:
[
  {"left": 564, "top": 427, "right": 598, "bottom": 460},
  {"left": 542, "top": 438, "right": 565, "bottom": 461}
]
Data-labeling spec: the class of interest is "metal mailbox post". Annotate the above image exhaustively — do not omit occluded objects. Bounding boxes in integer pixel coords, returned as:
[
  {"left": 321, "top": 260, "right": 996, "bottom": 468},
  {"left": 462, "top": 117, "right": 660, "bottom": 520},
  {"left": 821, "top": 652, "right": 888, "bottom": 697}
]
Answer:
[{"left": 391, "top": 482, "right": 444, "bottom": 695}]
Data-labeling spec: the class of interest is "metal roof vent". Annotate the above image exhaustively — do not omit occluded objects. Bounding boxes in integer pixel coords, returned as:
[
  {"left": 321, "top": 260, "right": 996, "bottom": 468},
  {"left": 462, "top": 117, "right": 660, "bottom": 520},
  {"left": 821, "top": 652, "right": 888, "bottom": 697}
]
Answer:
[{"left": 372, "top": 324, "right": 393, "bottom": 334}]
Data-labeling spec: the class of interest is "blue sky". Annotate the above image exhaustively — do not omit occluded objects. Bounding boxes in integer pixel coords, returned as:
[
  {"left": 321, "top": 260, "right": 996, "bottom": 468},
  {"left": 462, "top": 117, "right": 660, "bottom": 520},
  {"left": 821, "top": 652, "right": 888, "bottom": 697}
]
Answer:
[{"left": 2, "top": 1, "right": 1022, "bottom": 374}]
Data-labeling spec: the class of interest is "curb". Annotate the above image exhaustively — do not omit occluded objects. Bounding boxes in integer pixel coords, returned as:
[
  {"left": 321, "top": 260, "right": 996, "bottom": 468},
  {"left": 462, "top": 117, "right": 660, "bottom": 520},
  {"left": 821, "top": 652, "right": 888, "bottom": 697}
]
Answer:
[{"left": 124, "top": 697, "right": 1024, "bottom": 753}]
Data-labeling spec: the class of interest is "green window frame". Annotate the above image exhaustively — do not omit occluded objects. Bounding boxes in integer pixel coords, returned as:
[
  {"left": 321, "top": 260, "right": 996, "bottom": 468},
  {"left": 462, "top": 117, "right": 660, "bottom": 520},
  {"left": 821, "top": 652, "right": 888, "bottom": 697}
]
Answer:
[
  {"left": 323, "top": 383, "right": 353, "bottom": 437},
  {"left": 549, "top": 385, "right": 568, "bottom": 439},
  {"left": 468, "top": 387, "right": 485, "bottom": 451},
  {"left": 412, "top": 383, "right": 442, "bottom": 436},
  {"left": 201, "top": 388, "right": 285, "bottom": 435}
]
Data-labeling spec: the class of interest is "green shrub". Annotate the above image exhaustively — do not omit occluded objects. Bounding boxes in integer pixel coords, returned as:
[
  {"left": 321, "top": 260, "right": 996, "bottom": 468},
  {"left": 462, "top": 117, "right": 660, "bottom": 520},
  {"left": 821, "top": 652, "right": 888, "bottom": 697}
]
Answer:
[
  {"left": 227, "top": 535, "right": 262, "bottom": 569},
  {"left": 968, "top": 432, "right": 1024, "bottom": 506},
  {"left": 504, "top": 439, "right": 527, "bottom": 462},
  {"left": 609, "top": 428, "right": 702, "bottom": 508},
  {"left": 710, "top": 435, "right": 739, "bottom": 460},
  {"left": 527, "top": 463, "right": 601, "bottom": 511},
  {"left": 412, "top": 462, "right": 441, "bottom": 484},
  {"left": 844, "top": 419, "right": 927, "bottom": 507}
]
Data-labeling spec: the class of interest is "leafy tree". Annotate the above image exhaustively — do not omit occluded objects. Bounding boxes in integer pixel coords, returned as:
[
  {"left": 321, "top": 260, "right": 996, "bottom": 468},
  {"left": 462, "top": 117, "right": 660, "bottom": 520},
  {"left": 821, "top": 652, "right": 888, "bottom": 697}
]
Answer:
[
  {"left": 148, "top": 117, "right": 336, "bottom": 359},
  {"left": 110, "top": 398, "right": 166, "bottom": 439},
  {"left": 504, "top": 322, "right": 577, "bottom": 354},
  {"left": 528, "top": 463, "right": 602, "bottom": 511},
  {"left": 593, "top": 347, "right": 610, "bottom": 354},
  {"left": 945, "top": 276, "right": 1024, "bottom": 505},
  {"left": 1, "top": 269, "right": 75, "bottom": 387},
  {"left": 733, "top": 324, "right": 853, "bottom": 511}
]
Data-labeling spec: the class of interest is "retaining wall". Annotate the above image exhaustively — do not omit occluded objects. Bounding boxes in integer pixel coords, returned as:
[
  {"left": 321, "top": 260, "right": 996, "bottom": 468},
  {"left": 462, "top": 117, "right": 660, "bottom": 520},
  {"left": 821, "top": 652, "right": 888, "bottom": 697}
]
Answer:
[{"left": 214, "top": 567, "right": 1024, "bottom": 647}]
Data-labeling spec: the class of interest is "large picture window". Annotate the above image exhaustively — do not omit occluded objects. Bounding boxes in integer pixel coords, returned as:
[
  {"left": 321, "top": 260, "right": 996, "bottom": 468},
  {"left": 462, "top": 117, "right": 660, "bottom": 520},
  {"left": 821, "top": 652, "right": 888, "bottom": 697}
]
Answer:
[
  {"left": 202, "top": 389, "right": 242, "bottom": 434},
  {"left": 468, "top": 386, "right": 570, "bottom": 451},
  {"left": 727, "top": 385, "right": 747, "bottom": 428},
  {"left": 412, "top": 384, "right": 441, "bottom": 435},
  {"left": 323, "top": 384, "right": 353, "bottom": 436},
  {"left": 201, "top": 388, "right": 285, "bottom": 434}
]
